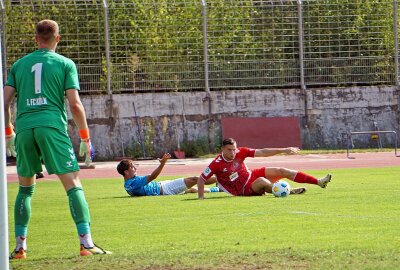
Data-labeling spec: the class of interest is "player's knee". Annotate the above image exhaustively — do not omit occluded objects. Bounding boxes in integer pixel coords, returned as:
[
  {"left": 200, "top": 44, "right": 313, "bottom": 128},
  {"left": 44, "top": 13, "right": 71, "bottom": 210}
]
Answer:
[
  {"left": 259, "top": 178, "right": 272, "bottom": 192},
  {"left": 253, "top": 177, "right": 272, "bottom": 193},
  {"left": 184, "top": 176, "right": 198, "bottom": 187},
  {"left": 204, "top": 176, "right": 216, "bottom": 185},
  {"left": 188, "top": 176, "right": 199, "bottom": 182},
  {"left": 263, "top": 178, "right": 272, "bottom": 188}
]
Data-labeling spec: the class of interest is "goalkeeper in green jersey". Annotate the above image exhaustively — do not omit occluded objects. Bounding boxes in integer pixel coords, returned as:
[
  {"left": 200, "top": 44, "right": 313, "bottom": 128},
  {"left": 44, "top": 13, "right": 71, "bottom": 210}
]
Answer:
[{"left": 3, "top": 19, "right": 111, "bottom": 259}]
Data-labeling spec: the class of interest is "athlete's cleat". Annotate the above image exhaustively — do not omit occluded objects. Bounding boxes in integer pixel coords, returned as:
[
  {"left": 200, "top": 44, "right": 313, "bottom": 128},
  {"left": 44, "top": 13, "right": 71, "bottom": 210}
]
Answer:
[
  {"left": 209, "top": 187, "right": 220, "bottom": 192},
  {"left": 290, "top": 187, "right": 307, "bottom": 195},
  {"left": 318, "top": 174, "right": 332, "bottom": 188},
  {"left": 9, "top": 247, "right": 26, "bottom": 259},
  {"left": 36, "top": 172, "right": 44, "bottom": 179},
  {"left": 80, "top": 244, "right": 112, "bottom": 256}
]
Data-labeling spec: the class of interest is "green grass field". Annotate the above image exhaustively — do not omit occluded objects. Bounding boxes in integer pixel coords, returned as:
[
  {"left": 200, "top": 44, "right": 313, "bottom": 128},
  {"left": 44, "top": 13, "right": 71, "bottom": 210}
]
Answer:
[{"left": 8, "top": 167, "right": 400, "bottom": 270}]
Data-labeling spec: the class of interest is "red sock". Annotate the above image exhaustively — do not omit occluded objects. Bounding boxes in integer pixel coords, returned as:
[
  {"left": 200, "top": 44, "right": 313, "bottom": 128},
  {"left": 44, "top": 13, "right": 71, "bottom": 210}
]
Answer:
[{"left": 294, "top": 171, "right": 318, "bottom": 185}]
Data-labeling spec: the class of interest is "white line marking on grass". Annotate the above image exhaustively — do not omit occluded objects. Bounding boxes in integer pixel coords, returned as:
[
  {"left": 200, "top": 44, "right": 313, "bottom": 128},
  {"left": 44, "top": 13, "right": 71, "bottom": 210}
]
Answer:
[
  {"left": 211, "top": 210, "right": 398, "bottom": 222},
  {"left": 290, "top": 211, "right": 399, "bottom": 221},
  {"left": 291, "top": 211, "right": 319, "bottom": 215}
]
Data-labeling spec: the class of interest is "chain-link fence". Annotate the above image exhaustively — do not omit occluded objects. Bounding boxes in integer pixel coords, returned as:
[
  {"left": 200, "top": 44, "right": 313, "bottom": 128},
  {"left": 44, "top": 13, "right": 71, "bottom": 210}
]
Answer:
[
  {"left": 1, "top": 0, "right": 398, "bottom": 94},
  {"left": 2, "top": 0, "right": 106, "bottom": 93},
  {"left": 302, "top": 0, "right": 395, "bottom": 86}
]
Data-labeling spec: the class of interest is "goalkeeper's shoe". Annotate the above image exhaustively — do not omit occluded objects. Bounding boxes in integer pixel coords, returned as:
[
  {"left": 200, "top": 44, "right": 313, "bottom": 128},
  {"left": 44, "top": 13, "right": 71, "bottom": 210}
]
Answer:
[
  {"left": 318, "top": 174, "right": 332, "bottom": 188},
  {"left": 80, "top": 244, "right": 112, "bottom": 256},
  {"left": 9, "top": 247, "right": 26, "bottom": 259},
  {"left": 290, "top": 187, "right": 307, "bottom": 195}
]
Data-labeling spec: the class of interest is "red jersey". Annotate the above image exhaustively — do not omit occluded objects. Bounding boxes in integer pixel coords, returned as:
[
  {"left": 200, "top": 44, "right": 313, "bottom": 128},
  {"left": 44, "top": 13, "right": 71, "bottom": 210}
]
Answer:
[{"left": 201, "top": 147, "right": 256, "bottom": 196}]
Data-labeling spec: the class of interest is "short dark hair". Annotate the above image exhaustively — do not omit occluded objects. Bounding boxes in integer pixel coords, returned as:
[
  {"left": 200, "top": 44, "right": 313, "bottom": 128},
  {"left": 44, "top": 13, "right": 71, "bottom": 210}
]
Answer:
[
  {"left": 117, "top": 159, "right": 132, "bottom": 176},
  {"left": 36, "top": 19, "right": 59, "bottom": 42},
  {"left": 222, "top": 138, "right": 236, "bottom": 146}
]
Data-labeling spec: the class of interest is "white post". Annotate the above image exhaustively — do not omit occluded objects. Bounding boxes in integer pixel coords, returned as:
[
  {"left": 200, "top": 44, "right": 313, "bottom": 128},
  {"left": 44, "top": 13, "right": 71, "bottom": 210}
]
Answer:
[{"left": 0, "top": 30, "right": 10, "bottom": 269}]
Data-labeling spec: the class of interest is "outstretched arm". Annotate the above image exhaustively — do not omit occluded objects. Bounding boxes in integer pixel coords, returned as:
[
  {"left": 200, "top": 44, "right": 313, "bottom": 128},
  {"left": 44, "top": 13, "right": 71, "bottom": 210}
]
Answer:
[
  {"left": 147, "top": 153, "right": 171, "bottom": 182},
  {"left": 254, "top": 147, "right": 299, "bottom": 157}
]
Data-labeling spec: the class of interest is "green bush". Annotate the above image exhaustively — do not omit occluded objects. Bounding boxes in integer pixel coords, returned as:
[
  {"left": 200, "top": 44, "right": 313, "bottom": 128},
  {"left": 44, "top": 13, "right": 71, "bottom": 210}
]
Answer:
[{"left": 181, "top": 137, "right": 210, "bottom": 157}]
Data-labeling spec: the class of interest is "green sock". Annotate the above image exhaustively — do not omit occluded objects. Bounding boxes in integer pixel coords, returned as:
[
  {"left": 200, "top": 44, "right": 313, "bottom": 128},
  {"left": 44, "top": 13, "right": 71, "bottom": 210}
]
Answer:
[
  {"left": 14, "top": 185, "right": 35, "bottom": 238},
  {"left": 67, "top": 187, "right": 91, "bottom": 235}
]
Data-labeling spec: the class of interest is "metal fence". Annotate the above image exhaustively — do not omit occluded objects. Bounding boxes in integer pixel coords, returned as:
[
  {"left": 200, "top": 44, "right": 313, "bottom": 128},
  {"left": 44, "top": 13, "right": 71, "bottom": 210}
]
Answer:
[{"left": 0, "top": 0, "right": 398, "bottom": 94}]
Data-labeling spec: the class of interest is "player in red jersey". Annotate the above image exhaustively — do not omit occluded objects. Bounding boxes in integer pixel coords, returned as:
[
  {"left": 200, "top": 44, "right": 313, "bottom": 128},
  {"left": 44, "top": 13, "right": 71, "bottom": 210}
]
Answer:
[{"left": 197, "top": 138, "right": 332, "bottom": 199}]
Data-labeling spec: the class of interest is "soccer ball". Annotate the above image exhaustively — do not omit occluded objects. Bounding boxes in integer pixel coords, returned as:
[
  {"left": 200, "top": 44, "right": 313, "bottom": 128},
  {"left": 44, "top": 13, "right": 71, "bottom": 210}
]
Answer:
[{"left": 272, "top": 180, "right": 291, "bottom": 197}]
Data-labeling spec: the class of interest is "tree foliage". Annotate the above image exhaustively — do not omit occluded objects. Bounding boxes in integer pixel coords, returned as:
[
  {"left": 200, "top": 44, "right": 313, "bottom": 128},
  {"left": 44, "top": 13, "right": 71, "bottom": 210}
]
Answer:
[{"left": 2, "top": 0, "right": 396, "bottom": 92}]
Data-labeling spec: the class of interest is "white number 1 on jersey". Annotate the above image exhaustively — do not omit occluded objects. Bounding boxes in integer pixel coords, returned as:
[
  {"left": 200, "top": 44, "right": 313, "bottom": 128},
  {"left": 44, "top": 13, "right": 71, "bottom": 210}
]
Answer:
[{"left": 32, "top": 63, "right": 43, "bottom": 94}]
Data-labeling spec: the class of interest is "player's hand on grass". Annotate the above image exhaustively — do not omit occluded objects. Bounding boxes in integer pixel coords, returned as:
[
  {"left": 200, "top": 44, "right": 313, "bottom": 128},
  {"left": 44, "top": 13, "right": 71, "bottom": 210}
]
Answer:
[
  {"left": 79, "top": 138, "right": 94, "bottom": 166},
  {"left": 5, "top": 126, "right": 16, "bottom": 157}
]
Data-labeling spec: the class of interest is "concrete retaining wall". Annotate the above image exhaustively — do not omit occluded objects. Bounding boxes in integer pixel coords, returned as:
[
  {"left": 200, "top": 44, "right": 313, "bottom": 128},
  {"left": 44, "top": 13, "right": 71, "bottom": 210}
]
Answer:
[{"left": 68, "top": 85, "right": 400, "bottom": 160}]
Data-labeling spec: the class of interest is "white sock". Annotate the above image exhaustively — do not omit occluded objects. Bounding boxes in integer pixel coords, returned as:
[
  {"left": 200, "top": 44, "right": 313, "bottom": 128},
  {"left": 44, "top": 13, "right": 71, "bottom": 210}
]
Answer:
[
  {"left": 16, "top": 236, "right": 27, "bottom": 251},
  {"left": 79, "top": 234, "right": 94, "bottom": 248}
]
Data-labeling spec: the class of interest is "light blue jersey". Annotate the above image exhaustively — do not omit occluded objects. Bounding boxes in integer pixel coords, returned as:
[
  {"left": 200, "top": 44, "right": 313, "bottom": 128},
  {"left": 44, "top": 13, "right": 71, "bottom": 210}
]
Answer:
[{"left": 124, "top": 175, "right": 161, "bottom": 196}]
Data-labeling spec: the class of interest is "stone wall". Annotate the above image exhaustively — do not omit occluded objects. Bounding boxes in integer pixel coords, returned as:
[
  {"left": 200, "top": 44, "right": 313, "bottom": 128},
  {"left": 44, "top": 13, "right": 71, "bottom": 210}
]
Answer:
[{"left": 68, "top": 86, "right": 400, "bottom": 160}]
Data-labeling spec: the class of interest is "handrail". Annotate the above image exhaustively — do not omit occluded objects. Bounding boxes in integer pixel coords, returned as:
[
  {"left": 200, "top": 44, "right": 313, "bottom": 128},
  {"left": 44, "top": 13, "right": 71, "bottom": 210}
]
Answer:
[{"left": 346, "top": 130, "right": 399, "bottom": 159}]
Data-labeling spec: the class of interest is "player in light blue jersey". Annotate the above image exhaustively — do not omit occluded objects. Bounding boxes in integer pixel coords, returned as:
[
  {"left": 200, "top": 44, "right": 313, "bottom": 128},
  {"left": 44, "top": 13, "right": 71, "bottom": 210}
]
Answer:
[{"left": 117, "top": 153, "right": 219, "bottom": 196}]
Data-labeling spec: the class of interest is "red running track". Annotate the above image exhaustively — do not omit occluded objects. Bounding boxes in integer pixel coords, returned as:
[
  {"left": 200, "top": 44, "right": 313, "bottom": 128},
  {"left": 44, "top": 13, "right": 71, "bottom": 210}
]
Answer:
[{"left": 5, "top": 152, "right": 400, "bottom": 183}]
